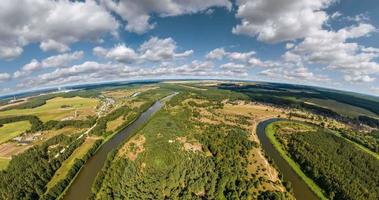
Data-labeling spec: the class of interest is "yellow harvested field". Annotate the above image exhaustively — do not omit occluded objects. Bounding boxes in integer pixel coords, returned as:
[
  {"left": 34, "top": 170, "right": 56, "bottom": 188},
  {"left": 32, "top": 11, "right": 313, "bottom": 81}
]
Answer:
[
  {"left": 0, "top": 97, "right": 99, "bottom": 122},
  {"left": 106, "top": 116, "right": 125, "bottom": 132},
  {"left": 0, "top": 121, "right": 31, "bottom": 144},
  {"left": 47, "top": 137, "right": 99, "bottom": 190},
  {"left": 0, "top": 142, "right": 31, "bottom": 158}
]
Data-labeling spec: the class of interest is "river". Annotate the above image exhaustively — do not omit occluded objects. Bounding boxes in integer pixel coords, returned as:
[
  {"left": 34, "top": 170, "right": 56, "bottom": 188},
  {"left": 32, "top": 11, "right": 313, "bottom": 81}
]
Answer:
[
  {"left": 256, "top": 119, "right": 319, "bottom": 200},
  {"left": 63, "top": 93, "right": 177, "bottom": 200}
]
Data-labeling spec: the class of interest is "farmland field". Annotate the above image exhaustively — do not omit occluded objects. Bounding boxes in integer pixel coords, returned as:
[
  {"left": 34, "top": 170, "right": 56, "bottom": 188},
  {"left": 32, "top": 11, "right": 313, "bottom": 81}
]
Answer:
[
  {"left": 0, "top": 97, "right": 99, "bottom": 122},
  {"left": 0, "top": 121, "right": 31, "bottom": 144}
]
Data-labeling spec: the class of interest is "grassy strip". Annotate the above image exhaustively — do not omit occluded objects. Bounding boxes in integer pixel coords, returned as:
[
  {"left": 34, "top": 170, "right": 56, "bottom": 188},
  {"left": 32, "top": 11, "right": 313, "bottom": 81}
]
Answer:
[
  {"left": 46, "top": 138, "right": 99, "bottom": 190},
  {"left": 265, "top": 123, "right": 328, "bottom": 200},
  {"left": 45, "top": 139, "right": 103, "bottom": 200},
  {"left": 0, "top": 157, "right": 10, "bottom": 170}
]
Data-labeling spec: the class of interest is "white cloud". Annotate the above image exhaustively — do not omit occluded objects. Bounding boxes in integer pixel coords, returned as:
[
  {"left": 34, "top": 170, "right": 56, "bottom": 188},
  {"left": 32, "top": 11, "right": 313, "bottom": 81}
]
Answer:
[
  {"left": 259, "top": 67, "right": 330, "bottom": 82},
  {"left": 287, "top": 23, "right": 379, "bottom": 79},
  {"left": 233, "top": 0, "right": 334, "bottom": 43},
  {"left": 93, "top": 44, "right": 138, "bottom": 63},
  {"left": 206, "top": 48, "right": 275, "bottom": 68},
  {"left": 139, "top": 37, "right": 193, "bottom": 61},
  {"left": 220, "top": 62, "right": 248, "bottom": 74},
  {"left": 13, "top": 51, "right": 84, "bottom": 78},
  {"left": 17, "top": 59, "right": 246, "bottom": 90},
  {"left": 94, "top": 37, "right": 193, "bottom": 63},
  {"left": 344, "top": 74, "right": 375, "bottom": 83},
  {"left": 206, "top": 48, "right": 226, "bottom": 60},
  {"left": 206, "top": 48, "right": 256, "bottom": 62},
  {"left": 0, "top": 0, "right": 118, "bottom": 59},
  {"left": 0, "top": 73, "right": 11, "bottom": 82},
  {"left": 40, "top": 40, "right": 70, "bottom": 53},
  {"left": 99, "top": 0, "right": 231, "bottom": 34}
]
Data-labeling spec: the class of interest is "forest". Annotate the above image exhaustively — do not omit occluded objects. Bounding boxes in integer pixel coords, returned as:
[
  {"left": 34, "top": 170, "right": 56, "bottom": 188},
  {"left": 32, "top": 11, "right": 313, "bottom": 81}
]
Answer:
[
  {"left": 0, "top": 134, "right": 84, "bottom": 199},
  {"left": 275, "top": 125, "right": 379, "bottom": 200}
]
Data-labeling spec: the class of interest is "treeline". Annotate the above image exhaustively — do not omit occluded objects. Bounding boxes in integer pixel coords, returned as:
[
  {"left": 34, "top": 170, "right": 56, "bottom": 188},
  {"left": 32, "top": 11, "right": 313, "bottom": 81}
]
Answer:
[
  {"left": 339, "top": 129, "right": 379, "bottom": 153},
  {"left": 0, "top": 115, "right": 97, "bottom": 134},
  {"left": 277, "top": 129, "right": 379, "bottom": 200},
  {"left": 42, "top": 116, "right": 97, "bottom": 130},
  {"left": 0, "top": 115, "right": 43, "bottom": 132},
  {"left": 0, "top": 134, "right": 84, "bottom": 199},
  {"left": 42, "top": 139, "right": 102, "bottom": 200},
  {"left": 358, "top": 115, "right": 379, "bottom": 128},
  {"left": 90, "top": 105, "right": 132, "bottom": 136}
]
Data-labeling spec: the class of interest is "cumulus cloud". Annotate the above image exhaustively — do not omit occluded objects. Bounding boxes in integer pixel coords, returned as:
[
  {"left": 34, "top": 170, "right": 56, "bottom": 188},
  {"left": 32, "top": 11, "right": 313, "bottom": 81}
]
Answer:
[
  {"left": 233, "top": 0, "right": 334, "bottom": 43},
  {"left": 344, "top": 74, "right": 375, "bottom": 83},
  {"left": 99, "top": 0, "right": 232, "bottom": 34},
  {"left": 259, "top": 67, "right": 330, "bottom": 82},
  {"left": 206, "top": 48, "right": 256, "bottom": 62},
  {"left": 220, "top": 62, "right": 248, "bottom": 74},
  {"left": 40, "top": 40, "right": 71, "bottom": 53},
  {"left": 206, "top": 48, "right": 226, "bottom": 60},
  {"left": 0, "top": 73, "right": 11, "bottom": 83},
  {"left": 17, "top": 59, "right": 244, "bottom": 89},
  {"left": 286, "top": 23, "right": 379, "bottom": 82},
  {"left": 13, "top": 51, "right": 84, "bottom": 78},
  {"left": 0, "top": 0, "right": 118, "bottom": 59},
  {"left": 94, "top": 37, "right": 193, "bottom": 63},
  {"left": 93, "top": 44, "right": 138, "bottom": 63},
  {"left": 206, "top": 48, "right": 275, "bottom": 68}
]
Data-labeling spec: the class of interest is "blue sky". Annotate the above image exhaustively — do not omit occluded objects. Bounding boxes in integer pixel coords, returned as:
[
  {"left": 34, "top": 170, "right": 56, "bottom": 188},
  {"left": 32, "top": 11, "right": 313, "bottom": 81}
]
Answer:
[{"left": 0, "top": 0, "right": 379, "bottom": 96}]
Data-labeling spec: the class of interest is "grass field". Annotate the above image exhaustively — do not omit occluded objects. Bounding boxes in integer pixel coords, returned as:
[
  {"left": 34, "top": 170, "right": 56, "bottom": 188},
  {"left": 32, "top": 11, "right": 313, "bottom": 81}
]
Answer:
[
  {"left": 0, "top": 121, "right": 31, "bottom": 144},
  {"left": 0, "top": 97, "right": 99, "bottom": 122},
  {"left": 305, "top": 98, "right": 378, "bottom": 118},
  {"left": 46, "top": 137, "right": 99, "bottom": 190},
  {"left": 0, "top": 157, "right": 10, "bottom": 170},
  {"left": 266, "top": 123, "right": 328, "bottom": 200}
]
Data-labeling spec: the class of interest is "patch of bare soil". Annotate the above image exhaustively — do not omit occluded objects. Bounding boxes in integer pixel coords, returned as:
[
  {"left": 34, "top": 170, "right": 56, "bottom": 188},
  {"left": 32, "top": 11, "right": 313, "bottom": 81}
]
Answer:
[
  {"left": 118, "top": 135, "right": 146, "bottom": 161},
  {"left": 176, "top": 136, "right": 203, "bottom": 153}
]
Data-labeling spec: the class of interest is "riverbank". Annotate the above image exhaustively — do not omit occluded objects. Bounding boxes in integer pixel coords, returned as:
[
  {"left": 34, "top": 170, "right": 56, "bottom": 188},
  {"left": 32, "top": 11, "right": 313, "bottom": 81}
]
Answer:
[
  {"left": 62, "top": 93, "right": 177, "bottom": 200},
  {"left": 265, "top": 122, "right": 327, "bottom": 200}
]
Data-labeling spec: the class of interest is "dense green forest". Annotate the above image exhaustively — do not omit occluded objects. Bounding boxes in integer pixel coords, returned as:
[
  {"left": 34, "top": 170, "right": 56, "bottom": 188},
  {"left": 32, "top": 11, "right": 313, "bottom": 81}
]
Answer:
[
  {"left": 0, "top": 134, "right": 84, "bottom": 199},
  {"left": 275, "top": 125, "right": 379, "bottom": 200}
]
